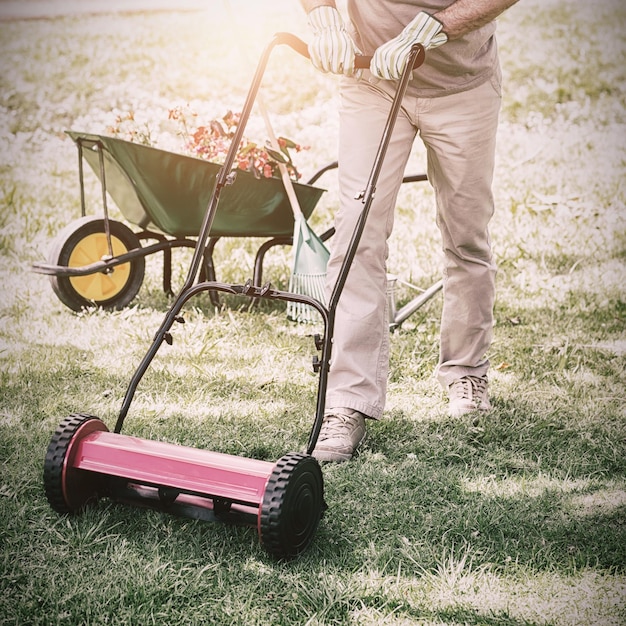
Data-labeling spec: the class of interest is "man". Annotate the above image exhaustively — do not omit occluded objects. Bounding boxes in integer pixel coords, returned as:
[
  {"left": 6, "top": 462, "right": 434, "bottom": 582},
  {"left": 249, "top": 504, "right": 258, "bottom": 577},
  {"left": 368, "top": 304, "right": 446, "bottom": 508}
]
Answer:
[{"left": 301, "top": 0, "right": 519, "bottom": 462}]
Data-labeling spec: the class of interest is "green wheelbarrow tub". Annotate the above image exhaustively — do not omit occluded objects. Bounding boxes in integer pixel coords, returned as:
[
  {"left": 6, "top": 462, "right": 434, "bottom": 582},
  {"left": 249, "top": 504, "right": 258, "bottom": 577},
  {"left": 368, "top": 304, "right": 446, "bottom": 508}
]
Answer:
[{"left": 67, "top": 131, "right": 325, "bottom": 238}]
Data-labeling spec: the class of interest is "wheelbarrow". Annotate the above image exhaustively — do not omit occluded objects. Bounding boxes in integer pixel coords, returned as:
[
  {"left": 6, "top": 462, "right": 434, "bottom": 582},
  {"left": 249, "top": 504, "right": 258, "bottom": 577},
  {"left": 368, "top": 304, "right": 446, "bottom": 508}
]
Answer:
[
  {"left": 43, "top": 33, "right": 426, "bottom": 558},
  {"left": 31, "top": 128, "right": 325, "bottom": 311},
  {"left": 31, "top": 71, "right": 440, "bottom": 319}
]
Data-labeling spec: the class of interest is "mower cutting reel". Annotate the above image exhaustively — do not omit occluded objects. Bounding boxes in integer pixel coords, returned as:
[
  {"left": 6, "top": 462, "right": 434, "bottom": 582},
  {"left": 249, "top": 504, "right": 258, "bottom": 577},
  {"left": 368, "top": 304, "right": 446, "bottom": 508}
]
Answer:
[{"left": 44, "top": 414, "right": 326, "bottom": 559}]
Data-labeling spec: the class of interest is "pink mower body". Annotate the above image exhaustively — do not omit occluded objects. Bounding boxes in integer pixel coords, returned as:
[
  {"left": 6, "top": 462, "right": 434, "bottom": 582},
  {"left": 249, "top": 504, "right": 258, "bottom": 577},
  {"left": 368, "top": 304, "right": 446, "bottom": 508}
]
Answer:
[{"left": 44, "top": 414, "right": 325, "bottom": 559}]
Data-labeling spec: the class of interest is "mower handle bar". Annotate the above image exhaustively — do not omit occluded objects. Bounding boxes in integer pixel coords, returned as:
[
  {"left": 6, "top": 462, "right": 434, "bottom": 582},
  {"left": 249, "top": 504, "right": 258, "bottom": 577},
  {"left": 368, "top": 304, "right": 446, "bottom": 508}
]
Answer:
[
  {"left": 113, "top": 31, "right": 424, "bottom": 437},
  {"left": 273, "top": 31, "right": 425, "bottom": 71}
]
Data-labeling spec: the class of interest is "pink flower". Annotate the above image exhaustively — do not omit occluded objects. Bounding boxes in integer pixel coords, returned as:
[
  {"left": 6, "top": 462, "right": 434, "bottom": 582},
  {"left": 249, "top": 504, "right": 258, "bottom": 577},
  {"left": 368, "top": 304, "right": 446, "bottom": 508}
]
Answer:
[{"left": 113, "top": 107, "right": 307, "bottom": 181}]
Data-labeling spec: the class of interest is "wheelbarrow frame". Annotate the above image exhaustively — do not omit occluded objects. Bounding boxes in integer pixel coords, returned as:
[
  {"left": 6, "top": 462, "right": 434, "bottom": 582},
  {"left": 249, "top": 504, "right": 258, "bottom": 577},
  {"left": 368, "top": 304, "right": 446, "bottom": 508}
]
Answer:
[{"left": 43, "top": 33, "right": 428, "bottom": 558}]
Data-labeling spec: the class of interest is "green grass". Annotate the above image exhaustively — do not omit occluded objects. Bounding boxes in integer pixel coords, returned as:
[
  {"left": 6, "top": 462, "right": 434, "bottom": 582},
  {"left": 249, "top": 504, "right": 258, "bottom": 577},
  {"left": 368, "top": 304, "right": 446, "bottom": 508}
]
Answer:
[{"left": 1, "top": 0, "right": 625, "bottom": 624}]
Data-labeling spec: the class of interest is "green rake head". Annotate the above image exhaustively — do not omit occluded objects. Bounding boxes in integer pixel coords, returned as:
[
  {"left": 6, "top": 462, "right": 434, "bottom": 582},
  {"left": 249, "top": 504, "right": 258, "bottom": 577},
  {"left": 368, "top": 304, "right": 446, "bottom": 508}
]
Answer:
[{"left": 288, "top": 218, "right": 329, "bottom": 324}]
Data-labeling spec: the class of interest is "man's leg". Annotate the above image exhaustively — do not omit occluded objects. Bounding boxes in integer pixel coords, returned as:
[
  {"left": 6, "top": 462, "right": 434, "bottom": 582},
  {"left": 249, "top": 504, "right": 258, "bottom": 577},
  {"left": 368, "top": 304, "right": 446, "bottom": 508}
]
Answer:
[
  {"left": 325, "top": 77, "right": 417, "bottom": 419},
  {"left": 313, "top": 76, "right": 416, "bottom": 462},
  {"left": 418, "top": 73, "right": 502, "bottom": 408}
]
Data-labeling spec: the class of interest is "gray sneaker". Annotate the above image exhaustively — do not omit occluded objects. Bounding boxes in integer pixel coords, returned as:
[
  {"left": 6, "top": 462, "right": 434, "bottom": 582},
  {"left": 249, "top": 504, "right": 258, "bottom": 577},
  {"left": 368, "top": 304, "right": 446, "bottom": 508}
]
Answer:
[
  {"left": 448, "top": 376, "right": 491, "bottom": 417},
  {"left": 312, "top": 408, "right": 366, "bottom": 463}
]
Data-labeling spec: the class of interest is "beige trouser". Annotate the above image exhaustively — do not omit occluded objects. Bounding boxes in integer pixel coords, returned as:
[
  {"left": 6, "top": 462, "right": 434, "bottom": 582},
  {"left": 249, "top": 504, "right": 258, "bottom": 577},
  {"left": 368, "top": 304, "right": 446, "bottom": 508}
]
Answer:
[{"left": 325, "top": 70, "right": 502, "bottom": 419}]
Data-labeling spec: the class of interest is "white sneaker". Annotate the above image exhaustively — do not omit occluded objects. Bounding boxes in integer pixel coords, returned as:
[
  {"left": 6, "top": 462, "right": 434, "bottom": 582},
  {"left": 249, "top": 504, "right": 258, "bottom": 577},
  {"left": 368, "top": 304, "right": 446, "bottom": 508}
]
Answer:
[
  {"left": 448, "top": 376, "right": 491, "bottom": 417},
  {"left": 312, "top": 408, "right": 366, "bottom": 462}
]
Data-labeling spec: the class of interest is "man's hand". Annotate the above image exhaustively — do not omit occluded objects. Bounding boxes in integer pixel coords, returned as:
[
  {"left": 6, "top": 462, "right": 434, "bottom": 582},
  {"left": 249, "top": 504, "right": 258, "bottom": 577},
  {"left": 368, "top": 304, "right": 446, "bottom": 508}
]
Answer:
[
  {"left": 307, "top": 6, "right": 360, "bottom": 76},
  {"left": 371, "top": 12, "right": 447, "bottom": 80}
]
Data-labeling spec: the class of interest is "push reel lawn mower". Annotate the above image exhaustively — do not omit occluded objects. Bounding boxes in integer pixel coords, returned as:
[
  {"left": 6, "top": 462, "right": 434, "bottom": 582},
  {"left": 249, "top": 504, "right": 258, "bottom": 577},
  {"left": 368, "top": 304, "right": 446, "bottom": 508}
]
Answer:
[{"left": 43, "top": 33, "right": 425, "bottom": 558}]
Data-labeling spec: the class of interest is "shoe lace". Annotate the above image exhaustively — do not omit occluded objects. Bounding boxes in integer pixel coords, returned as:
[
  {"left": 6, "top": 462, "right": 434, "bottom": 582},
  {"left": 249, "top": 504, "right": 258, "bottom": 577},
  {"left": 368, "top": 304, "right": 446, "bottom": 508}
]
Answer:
[
  {"left": 451, "top": 376, "right": 487, "bottom": 401},
  {"left": 319, "top": 412, "right": 358, "bottom": 439}
]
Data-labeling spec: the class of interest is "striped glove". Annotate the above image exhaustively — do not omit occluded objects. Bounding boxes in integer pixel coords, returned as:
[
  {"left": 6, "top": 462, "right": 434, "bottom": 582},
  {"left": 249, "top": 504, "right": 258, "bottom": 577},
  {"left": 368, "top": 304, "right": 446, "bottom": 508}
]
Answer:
[
  {"left": 371, "top": 12, "right": 447, "bottom": 80},
  {"left": 307, "top": 6, "right": 359, "bottom": 76}
]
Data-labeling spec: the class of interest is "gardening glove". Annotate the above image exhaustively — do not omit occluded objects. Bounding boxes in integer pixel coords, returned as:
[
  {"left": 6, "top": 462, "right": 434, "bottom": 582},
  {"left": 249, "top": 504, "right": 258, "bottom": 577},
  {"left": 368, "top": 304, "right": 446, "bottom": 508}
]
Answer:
[
  {"left": 307, "top": 5, "right": 360, "bottom": 76},
  {"left": 370, "top": 11, "right": 447, "bottom": 80}
]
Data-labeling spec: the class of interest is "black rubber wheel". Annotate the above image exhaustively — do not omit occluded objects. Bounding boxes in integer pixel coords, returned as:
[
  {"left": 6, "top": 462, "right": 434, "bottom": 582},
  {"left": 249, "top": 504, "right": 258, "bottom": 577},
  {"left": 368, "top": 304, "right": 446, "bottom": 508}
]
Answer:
[
  {"left": 48, "top": 216, "right": 145, "bottom": 311},
  {"left": 43, "top": 413, "right": 108, "bottom": 514},
  {"left": 258, "top": 452, "right": 326, "bottom": 559}
]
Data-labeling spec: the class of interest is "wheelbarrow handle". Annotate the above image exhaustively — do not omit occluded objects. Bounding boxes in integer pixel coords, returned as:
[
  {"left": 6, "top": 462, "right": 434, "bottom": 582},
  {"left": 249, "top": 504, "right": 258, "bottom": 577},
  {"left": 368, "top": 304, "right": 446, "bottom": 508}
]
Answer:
[{"left": 273, "top": 32, "right": 425, "bottom": 71}]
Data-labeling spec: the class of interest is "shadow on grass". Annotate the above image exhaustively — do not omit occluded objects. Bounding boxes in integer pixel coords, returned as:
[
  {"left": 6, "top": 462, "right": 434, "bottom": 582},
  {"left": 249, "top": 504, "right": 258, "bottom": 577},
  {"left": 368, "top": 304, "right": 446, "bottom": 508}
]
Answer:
[
  {"left": 2, "top": 303, "right": 624, "bottom": 624},
  {"left": 314, "top": 403, "right": 626, "bottom": 575},
  {"left": 400, "top": 605, "right": 542, "bottom": 626}
]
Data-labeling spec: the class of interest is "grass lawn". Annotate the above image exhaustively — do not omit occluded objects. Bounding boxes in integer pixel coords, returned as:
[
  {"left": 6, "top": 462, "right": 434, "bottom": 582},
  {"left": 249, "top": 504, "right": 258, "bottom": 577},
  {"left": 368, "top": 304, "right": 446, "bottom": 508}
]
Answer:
[{"left": 0, "top": 0, "right": 625, "bottom": 624}]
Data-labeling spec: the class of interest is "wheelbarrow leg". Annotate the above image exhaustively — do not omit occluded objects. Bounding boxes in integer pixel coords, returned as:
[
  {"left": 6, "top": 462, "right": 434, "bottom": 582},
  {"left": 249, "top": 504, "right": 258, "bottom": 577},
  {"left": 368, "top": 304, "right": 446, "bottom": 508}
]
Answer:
[{"left": 203, "top": 237, "right": 220, "bottom": 306}]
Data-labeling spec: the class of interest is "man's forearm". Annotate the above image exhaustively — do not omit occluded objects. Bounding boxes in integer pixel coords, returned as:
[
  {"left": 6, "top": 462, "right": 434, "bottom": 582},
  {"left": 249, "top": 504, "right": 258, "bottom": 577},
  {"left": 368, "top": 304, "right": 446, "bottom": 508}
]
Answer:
[
  {"left": 434, "top": 0, "right": 520, "bottom": 40},
  {"left": 300, "top": 0, "right": 336, "bottom": 13}
]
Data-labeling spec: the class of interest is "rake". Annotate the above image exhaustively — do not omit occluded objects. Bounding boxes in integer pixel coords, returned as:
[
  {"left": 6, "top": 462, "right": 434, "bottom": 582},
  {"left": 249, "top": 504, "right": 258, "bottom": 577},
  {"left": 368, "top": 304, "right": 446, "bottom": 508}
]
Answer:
[
  {"left": 255, "top": 97, "right": 330, "bottom": 324},
  {"left": 223, "top": 0, "right": 330, "bottom": 323}
]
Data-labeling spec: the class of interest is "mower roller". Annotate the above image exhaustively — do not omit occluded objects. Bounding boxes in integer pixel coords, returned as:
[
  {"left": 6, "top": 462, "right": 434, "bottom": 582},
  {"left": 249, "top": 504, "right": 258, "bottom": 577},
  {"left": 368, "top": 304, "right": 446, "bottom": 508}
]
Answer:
[{"left": 43, "top": 33, "right": 425, "bottom": 558}]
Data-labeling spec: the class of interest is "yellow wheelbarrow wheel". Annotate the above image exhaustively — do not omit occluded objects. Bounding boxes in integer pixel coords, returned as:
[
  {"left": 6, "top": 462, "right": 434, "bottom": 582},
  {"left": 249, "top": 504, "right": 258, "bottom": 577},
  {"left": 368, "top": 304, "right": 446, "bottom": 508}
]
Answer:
[{"left": 49, "top": 217, "right": 145, "bottom": 311}]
